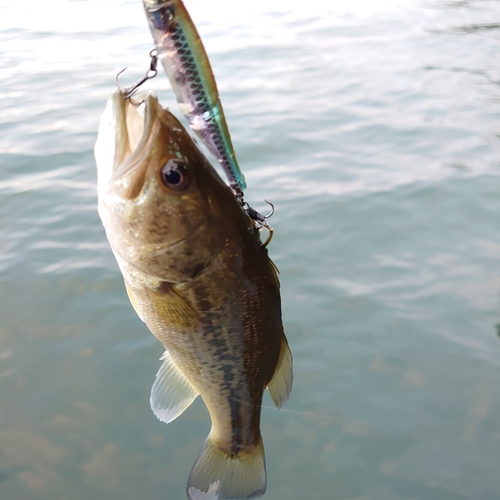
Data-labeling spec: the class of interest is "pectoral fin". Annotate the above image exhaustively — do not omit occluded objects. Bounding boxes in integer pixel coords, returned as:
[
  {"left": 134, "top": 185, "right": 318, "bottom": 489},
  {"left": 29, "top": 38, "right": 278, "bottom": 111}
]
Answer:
[
  {"left": 267, "top": 336, "right": 293, "bottom": 409},
  {"left": 124, "top": 280, "right": 145, "bottom": 322},
  {"left": 150, "top": 350, "right": 199, "bottom": 424},
  {"left": 149, "top": 282, "right": 199, "bottom": 329}
]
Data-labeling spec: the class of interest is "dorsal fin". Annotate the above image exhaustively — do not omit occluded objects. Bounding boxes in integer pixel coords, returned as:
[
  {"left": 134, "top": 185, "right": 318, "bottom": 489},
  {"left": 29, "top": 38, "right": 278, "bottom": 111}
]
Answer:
[{"left": 268, "top": 257, "right": 281, "bottom": 290}]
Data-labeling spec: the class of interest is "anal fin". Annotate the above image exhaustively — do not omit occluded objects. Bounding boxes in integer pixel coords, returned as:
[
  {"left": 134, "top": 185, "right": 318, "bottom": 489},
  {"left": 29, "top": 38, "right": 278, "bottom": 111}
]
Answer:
[
  {"left": 150, "top": 350, "right": 199, "bottom": 424},
  {"left": 267, "top": 335, "right": 293, "bottom": 409}
]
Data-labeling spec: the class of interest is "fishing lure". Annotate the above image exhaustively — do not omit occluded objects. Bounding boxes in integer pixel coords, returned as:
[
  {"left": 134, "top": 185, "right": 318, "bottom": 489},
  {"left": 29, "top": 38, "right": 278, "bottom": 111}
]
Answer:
[
  {"left": 114, "top": 52, "right": 275, "bottom": 241},
  {"left": 142, "top": 0, "right": 247, "bottom": 197}
]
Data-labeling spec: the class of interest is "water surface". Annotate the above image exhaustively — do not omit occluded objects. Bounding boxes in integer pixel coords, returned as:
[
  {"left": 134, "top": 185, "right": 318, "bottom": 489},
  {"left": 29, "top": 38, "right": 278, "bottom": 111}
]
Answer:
[{"left": 1, "top": 0, "right": 500, "bottom": 499}]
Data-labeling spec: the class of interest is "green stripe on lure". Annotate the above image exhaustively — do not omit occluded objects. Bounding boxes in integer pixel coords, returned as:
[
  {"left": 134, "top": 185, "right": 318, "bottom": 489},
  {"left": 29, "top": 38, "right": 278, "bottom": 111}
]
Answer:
[{"left": 142, "top": 0, "right": 247, "bottom": 196}]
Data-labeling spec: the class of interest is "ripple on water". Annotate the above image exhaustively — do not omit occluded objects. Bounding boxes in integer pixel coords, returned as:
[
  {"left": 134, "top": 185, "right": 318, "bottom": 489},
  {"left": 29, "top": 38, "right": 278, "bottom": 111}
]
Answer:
[{"left": 1, "top": 0, "right": 500, "bottom": 499}]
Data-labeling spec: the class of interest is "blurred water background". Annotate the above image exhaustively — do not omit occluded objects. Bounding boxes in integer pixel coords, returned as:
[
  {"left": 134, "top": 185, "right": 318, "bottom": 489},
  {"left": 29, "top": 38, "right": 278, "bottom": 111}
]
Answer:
[{"left": 1, "top": 0, "right": 500, "bottom": 498}]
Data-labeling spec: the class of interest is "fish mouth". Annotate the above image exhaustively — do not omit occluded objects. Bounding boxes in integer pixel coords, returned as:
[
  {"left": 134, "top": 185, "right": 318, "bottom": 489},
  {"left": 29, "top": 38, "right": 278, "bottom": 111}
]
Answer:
[{"left": 95, "top": 89, "right": 161, "bottom": 196}]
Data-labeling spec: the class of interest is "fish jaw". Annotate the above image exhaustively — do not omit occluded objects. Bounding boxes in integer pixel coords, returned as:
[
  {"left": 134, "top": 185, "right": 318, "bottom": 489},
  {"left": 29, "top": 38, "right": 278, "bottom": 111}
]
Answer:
[
  {"left": 95, "top": 89, "right": 168, "bottom": 277},
  {"left": 95, "top": 89, "right": 160, "bottom": 200},
  {"left": 94, "top": 89, "right": 124, "bottom": 193}
]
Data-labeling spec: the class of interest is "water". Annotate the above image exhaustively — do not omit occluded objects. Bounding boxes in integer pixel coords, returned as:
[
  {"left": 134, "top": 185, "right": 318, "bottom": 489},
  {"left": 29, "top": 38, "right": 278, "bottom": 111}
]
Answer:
[{"left": 1, "top": 0, "right": 500, "bottom": 498}]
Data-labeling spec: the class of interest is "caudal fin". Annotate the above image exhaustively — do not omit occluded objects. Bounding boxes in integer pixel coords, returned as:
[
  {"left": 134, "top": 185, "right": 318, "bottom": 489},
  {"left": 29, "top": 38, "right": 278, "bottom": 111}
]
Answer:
[{"left": 187, "top": 436, "right": 266, "bottom": 500}]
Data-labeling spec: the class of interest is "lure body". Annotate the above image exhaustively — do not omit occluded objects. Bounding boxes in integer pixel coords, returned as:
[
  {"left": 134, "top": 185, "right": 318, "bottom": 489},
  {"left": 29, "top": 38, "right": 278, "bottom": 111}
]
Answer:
[{"left": 142, "top": 0, "right": 246, "bottom": 195}]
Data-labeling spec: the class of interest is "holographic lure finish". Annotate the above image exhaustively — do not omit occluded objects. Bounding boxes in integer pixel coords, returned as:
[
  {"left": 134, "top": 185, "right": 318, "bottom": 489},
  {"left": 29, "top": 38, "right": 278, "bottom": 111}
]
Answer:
[{"left": 142, "top": 0, "right": 247, "bottom": 195}]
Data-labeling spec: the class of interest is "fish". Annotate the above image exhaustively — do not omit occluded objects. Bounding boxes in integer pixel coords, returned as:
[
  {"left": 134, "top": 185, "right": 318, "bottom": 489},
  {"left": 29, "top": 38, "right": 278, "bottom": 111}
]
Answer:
[
  {"left": 94, "top": 89, "right": 292, "bottom": 500},
  {"left": 141, "top": 0, "right": 246, "bottom": 197}
]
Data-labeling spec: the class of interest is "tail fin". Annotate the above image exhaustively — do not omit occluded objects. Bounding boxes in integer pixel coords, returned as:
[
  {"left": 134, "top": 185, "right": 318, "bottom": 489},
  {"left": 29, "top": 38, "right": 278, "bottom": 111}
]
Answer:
[{"left": 187, "top": 435, "right": 266, "bottom": 500}]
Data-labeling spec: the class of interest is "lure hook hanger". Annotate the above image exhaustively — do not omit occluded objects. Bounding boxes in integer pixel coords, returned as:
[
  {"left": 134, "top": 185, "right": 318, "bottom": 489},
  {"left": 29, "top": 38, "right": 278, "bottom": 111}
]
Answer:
[{"left": 116, "top": 49, "right": 159, "bottom": 99}]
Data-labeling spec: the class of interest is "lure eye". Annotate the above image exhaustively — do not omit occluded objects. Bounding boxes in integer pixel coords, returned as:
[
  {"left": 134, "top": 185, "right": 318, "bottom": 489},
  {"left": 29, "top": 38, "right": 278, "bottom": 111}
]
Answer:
[
  {"left": 149, "top": 5, "right": 174, "bottom": 31},
  {"left": 160, "top": 159, "right": 191, "bottom": 191}
]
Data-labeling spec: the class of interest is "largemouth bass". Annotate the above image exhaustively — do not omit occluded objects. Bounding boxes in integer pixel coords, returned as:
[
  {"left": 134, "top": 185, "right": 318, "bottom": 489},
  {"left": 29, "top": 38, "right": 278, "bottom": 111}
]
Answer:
[
  {"left": 95, "top": 89, "right": 292, "bottom": 500},
  {"left": 141, "top": 0, "right": 246, "bottom": 196}
]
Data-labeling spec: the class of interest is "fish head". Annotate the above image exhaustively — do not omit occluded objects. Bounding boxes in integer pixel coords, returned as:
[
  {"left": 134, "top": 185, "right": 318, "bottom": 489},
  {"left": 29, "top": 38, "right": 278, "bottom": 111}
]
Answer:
[{"left": 95, "top": 90, "right": 237, "bottom": 282}]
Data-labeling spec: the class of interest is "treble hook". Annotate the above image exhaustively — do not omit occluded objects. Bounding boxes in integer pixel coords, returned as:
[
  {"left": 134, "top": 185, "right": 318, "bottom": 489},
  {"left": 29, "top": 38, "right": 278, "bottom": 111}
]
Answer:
[
  {"left": 243, "top": 200, "right": 275, "bottom": 247},
  {"left": 116, "top": 49, "right": 158, "bottom": 99},
  {"left": 244, "top": 199, "right": 274, "bottom": 224},
  {"left": 263, "top": 199, "right": 274, "bottom": 219}
]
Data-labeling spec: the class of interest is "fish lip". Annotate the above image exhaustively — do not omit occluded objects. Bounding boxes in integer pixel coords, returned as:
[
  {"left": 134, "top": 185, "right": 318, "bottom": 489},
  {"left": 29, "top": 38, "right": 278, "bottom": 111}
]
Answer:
[
  {"left": 94, "top": 89, "right": 163, "bottom": 201},
  {"left": 111, "top": 89, "right": 160, "bottom": 180}
]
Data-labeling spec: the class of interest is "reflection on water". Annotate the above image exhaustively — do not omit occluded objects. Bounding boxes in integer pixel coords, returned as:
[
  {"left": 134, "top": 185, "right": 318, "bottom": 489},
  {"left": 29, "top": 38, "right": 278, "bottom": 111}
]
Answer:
[
  {"left": 1, "top": 0, "right": 500, "bottom": 498},
  {"left": 453, "top": 23, "right": 500, "bottom": 33}
]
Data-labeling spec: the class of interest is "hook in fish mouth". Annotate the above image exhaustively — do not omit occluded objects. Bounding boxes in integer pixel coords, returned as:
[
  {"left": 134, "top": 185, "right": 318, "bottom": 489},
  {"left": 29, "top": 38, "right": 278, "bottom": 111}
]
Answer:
[{"left": 115, "top": 49, "right": 158, "bottom": 99}]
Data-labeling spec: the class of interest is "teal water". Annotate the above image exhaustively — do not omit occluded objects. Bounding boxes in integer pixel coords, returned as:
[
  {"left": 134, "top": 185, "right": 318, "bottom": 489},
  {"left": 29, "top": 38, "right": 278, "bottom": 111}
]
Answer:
[{"left": 1, "top": 0, "right": 500, "bottom": 498}]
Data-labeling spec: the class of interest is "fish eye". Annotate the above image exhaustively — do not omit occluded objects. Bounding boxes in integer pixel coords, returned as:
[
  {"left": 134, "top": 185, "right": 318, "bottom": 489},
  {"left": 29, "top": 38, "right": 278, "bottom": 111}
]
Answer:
[{"left": 160, "top": 159, "right": 191, "bottom": 191}]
